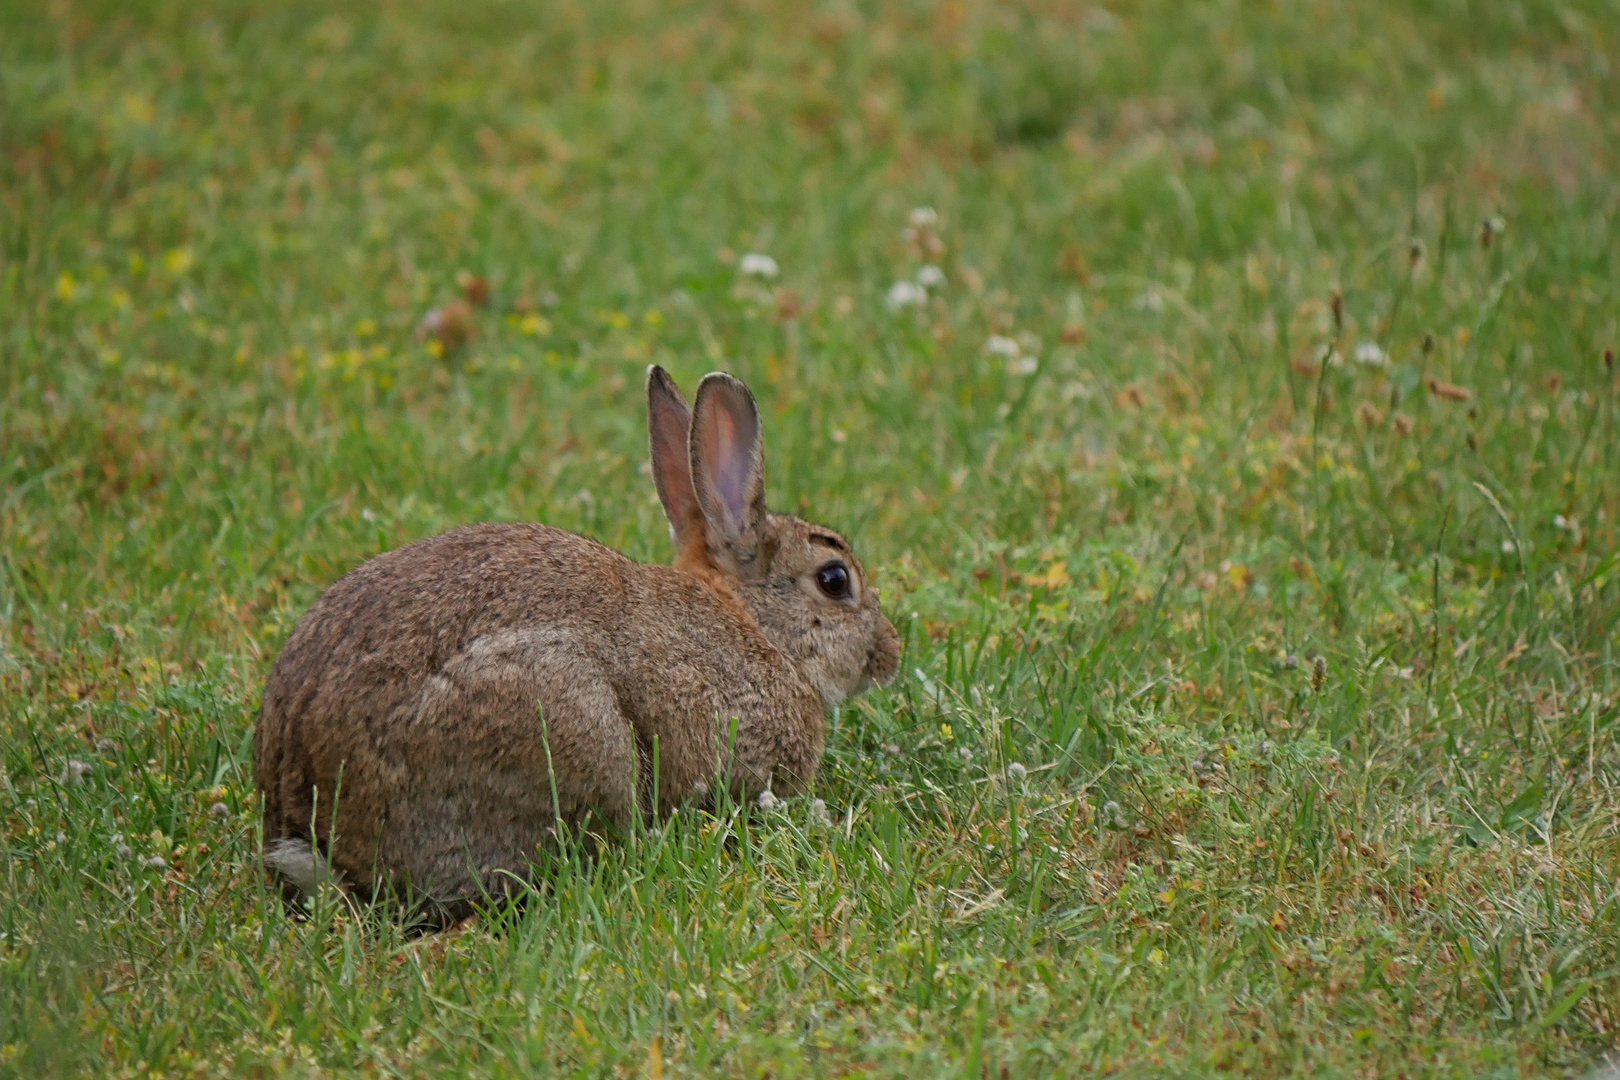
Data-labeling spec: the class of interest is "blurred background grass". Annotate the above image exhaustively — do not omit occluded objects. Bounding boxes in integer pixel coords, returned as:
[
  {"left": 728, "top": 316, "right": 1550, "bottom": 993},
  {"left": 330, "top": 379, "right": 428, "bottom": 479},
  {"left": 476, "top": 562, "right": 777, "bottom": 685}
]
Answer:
[{"left": 3, "top": 1, "right": 1619, "bottom": 1076}]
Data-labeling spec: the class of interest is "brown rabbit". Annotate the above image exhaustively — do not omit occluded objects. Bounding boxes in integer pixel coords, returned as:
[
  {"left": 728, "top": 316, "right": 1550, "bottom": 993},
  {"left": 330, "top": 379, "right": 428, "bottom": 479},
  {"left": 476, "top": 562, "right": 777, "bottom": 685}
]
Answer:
[{"left": 253, "top": 367, "right": 900, "bottom": 919}]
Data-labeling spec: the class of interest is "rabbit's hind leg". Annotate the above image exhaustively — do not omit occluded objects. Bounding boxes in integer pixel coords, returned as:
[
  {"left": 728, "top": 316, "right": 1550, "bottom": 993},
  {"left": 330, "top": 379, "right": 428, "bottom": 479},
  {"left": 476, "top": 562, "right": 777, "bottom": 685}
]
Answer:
[{"left": 386, "top": 628, "right": 638, "bottom": 906}]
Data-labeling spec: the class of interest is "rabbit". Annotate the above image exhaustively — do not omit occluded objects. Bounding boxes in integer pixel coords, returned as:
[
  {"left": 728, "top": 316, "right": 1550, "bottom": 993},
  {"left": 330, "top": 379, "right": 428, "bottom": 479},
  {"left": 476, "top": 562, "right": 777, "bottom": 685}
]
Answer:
[{"left": 253, "top": 366, "right": 901, "bottom": 920}]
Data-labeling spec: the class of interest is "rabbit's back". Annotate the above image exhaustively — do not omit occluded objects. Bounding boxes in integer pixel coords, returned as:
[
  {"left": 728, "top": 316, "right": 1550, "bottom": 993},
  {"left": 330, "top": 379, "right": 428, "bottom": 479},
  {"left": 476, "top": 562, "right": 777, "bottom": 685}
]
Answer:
[{"left": 258, "top": 521, "right": 629, "bottom": 731}]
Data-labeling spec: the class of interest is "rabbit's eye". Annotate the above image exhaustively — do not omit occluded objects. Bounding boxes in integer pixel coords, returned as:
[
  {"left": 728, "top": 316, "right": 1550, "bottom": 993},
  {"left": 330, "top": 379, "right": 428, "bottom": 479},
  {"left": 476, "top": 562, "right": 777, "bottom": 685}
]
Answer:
[{"left": 815, "top": 562, "right": 851, "bottom": 598}]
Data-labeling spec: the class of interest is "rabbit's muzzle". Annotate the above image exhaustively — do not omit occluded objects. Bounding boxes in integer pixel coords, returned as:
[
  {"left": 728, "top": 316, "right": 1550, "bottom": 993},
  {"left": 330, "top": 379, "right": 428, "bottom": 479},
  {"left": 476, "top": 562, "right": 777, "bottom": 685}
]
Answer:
[{"left": 864, "top": 612, "right": 902, "bottom": 689}]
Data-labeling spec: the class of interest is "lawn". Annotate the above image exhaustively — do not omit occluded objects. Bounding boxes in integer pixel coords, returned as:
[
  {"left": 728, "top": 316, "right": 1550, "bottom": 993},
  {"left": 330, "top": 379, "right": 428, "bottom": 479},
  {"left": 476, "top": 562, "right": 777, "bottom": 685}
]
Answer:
[{"left": 3, "top": 0, "right": 1619, "bottom": 1076}]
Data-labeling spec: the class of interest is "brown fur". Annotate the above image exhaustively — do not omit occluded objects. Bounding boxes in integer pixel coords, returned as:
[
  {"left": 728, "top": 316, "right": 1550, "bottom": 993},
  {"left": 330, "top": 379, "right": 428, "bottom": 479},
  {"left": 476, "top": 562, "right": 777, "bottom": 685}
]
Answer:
[{"left": 253, "top": 368, "right": 900, "bottom": 918}]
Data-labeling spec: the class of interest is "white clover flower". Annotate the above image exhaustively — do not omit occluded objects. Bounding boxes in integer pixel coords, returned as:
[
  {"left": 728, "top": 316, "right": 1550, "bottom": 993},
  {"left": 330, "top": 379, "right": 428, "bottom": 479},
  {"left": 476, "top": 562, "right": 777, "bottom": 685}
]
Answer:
[
  {"left": 1009, "top": 356, "right": 1039, "bottom": 375},
  {"left": 756, "top": 788, "right": 779, "bottom": 811},
  {"left": 1353, "top": 341, "right": 1388, "bottom": 366},
  {"left": 145, "top": 855, "right": 167, "bottom": 870},
  {"left": 1101, "top": 800, "right": 1124, "bottom": 828},
  {"left": 809, "top": 798, "right": 832, "bottom": 827},
  {"left": 1501, "top": 540, "right": 1516, "bottom": 553},
  {"left": 738, "top": 253, "right": 779, "bottom": 279},
  {"left": 909, "top": 206, "right": 938, "bottom": 228},
  {"left": 915, "top": 265, "right": 946, "bottom": 288},
  {"left": 58, "top": 759, "right": 90, "bottom": 786},
  {"left": 985, "top": 335, "right": 1020, "bottom": 358},
  {"left": 1006, "top": 762, "right": 1027, "bottom": 782},
  {"left": 1134, "top": 290, "right": 1164, "bottom": 312},
  {"left": 1554, "top": 514, "right": 1576, "bottom": 530},
  {"left": 885, "top": 280, "right": 927, "bottom": 310},
  {"left": 209, "top": 801, "right": 230, "bottom": 819}
]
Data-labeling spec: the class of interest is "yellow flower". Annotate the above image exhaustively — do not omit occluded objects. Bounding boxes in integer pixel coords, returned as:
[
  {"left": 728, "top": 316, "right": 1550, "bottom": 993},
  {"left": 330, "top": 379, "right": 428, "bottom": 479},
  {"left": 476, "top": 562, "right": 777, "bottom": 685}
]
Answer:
[
  {"left": 55, "top": 272, "right": 77, "bottom": 301},
  {"left": 163, "top": 247, "right": 194, "bottom": 274},
  {"left": 1031, "top": 561, "right": 1070, "bottom": 589}
]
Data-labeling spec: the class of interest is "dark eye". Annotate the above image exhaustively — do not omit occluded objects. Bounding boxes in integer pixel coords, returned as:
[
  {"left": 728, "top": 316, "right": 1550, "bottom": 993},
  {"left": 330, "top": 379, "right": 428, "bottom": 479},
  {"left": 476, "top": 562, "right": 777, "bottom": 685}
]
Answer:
[{"left": 815, "top": 562, "right": 850, "bottom": 598}]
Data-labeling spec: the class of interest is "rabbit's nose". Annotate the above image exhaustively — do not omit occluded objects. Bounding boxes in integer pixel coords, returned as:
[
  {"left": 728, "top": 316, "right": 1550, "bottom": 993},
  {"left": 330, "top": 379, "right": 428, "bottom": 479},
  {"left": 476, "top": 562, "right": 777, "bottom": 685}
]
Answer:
[{"left": 867, "top": 618, "right": 902, "bottom": 686}]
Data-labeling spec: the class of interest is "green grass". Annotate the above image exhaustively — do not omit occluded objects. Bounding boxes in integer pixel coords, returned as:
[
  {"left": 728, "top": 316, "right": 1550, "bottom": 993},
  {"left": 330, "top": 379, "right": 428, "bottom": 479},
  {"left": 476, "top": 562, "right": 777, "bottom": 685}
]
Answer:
[{"left": 3, "top": 0, "right": 1619, "bottom": 1075}]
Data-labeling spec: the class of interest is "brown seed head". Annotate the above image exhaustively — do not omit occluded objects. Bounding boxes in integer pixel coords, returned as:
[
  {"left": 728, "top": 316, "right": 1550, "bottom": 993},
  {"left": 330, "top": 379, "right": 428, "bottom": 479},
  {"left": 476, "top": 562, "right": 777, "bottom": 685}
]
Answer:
[
  {"left": 1330, "top": 289, "right": 1343, "bottom": 332},
  {"left": 1605, "top": 347, "right": 1614, "bottom": 373},
  {"left": 457, "top": 271, "right": 492, "bottom": 308},
  {"left": 1059, "top": 244, "right": 1091, "bottom": 285},
  {"left": 773, "top": 288, "right": 803, "bottom": 321},
  {"left": 416, "top": 299, "right": 477, "bottom": 351},
  {"left": 1426, "top": 375, "right": 1472, "bottom": 403},
  {"left": 1312, "top": 655, "right": 1327, "bottom": 691}
]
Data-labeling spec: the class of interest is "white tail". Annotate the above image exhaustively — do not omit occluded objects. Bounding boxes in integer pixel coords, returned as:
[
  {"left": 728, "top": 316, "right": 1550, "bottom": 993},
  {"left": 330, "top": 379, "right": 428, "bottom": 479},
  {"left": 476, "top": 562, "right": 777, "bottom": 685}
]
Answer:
[{"left": 263, "top": 837, "right": 342, "bottom": 897}]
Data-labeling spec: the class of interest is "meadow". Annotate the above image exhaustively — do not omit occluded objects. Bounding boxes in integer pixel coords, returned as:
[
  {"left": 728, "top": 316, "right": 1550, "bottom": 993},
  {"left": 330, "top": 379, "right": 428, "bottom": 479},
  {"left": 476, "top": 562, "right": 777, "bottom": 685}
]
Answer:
[{"left": 3, "top": 0, "right": 1619, "bottom": 1075}]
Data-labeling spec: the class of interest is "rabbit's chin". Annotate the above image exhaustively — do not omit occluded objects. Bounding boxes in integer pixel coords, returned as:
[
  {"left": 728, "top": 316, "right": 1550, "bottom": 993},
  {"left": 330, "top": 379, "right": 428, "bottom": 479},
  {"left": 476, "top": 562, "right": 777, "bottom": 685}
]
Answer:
[
  {"left": 811, "top": 671, "right": 885, "bottom": 707},
  {"left": 813, "top": 679, "right": 851, "bottom": 707}
]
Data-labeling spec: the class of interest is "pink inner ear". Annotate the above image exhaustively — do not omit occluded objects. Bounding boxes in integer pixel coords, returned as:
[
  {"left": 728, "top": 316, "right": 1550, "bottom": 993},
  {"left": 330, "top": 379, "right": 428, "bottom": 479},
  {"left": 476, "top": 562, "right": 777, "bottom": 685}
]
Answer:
[
  {"left": 694, "top": 376, "right": 763, "bottom": 542},
  {"left": 710, "top": 406, "right": 750, "bottom": 525}
]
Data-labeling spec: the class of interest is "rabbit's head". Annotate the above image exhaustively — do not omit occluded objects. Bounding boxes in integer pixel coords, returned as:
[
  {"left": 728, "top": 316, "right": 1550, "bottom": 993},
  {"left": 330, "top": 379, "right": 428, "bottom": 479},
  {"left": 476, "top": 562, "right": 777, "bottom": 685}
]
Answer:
[{"left": 648, "top": 366, "right": 901, "bottom": 704}]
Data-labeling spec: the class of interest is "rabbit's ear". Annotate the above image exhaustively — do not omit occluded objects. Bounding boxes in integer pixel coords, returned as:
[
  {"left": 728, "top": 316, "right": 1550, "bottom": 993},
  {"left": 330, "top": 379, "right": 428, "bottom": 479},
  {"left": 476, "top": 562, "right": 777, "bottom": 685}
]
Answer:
[
  {"left": 647, "top": 366, "right": 701, "bottom": 551},
  {"left": 690, "top": 372, "right": 768, "bottom": 570}
]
